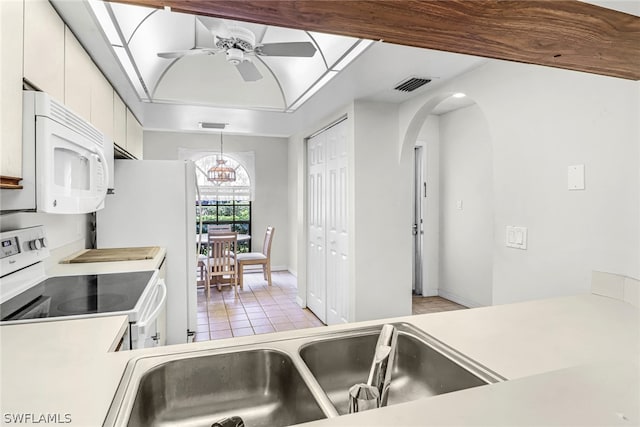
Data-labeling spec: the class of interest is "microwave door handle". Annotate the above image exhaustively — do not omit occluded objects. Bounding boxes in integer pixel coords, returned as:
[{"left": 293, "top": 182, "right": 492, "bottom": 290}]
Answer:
[
  {"left": 96, "top": 147, "right": 109, "bottom": 208},
  {"left": 137, "top": 280, "right": 167, "bottom": 330}
]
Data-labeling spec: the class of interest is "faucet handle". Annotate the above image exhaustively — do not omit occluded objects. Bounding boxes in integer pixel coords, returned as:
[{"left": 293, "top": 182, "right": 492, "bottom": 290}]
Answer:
[{"left": 348, "top": 383, "right": 380, "bottom": 413}]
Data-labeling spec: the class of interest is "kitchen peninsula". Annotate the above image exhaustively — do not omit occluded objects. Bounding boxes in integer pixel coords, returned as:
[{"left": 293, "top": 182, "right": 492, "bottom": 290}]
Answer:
[{"left": 1, "top": 292, "right": 638, "bottom": 426}]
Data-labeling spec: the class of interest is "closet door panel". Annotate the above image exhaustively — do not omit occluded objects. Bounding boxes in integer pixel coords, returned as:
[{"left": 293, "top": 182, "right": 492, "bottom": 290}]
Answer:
[{"left": 307, "top": 134, "right": 327, "bottom": 322}]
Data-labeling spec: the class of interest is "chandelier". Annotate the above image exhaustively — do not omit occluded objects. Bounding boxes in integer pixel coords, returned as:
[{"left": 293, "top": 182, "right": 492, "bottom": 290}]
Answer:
[{"left": 207, "top": 133, "right": 236, "bottom": 183}]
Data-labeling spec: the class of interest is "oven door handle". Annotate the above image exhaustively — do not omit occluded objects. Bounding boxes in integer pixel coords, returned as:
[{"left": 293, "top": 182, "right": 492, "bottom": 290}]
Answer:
[{"left": 137, "top": 280, "right": 167, "bottom": 330}]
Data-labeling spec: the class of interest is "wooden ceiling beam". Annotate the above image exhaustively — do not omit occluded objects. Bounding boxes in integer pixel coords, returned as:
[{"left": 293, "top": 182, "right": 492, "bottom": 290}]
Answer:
[{"left": 109, "top": 0, "right": 640, "bottom": 80}]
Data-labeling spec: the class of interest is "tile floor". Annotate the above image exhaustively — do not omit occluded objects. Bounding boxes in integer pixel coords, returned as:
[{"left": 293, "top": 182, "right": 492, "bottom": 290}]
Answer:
[
  {"left": 195, "top": 271, "right": 468, "bottom": 342},
  {"left": 412, "top": 295, "right": 467, "bottom": 315},
  {"left": 195, "top": 271, "right": 324, "bottom": 342}
]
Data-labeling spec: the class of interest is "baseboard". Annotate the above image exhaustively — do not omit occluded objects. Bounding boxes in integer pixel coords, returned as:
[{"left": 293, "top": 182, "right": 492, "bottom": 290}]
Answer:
[
  {"left": 437, "top": 289, "right": 483, "bottom": 308},
  {"left": 296, "top": 296, "right": 305, "bottom": 308},
  {"left": 289, "top": 269, "right": 297, "bottom": 278},
  {"left": 421, "top": 289, "right": 438, "bottom": 297}
]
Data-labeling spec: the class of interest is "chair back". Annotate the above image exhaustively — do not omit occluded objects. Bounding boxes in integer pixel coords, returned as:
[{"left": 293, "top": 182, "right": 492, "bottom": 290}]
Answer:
[
  {"left": 208, "top": 224, "right": 232, "bottom": 232},
  {"left": 207, "top": 234, "right": 237, "bottom": 276},
  {"left": 262, "top": 226, "right": 275, "bottom": 257}
]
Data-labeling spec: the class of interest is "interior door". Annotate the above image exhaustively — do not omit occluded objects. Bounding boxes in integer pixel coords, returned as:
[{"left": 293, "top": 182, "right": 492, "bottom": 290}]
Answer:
[
  {"left": 325, "top": 121, "right": 349, "bottom": 324},
  {"left": 413, "top": 146, "right": 424, "bottom": 295},
  {"left": 306, "top": 133, "right": 326, "bottom": 322}
]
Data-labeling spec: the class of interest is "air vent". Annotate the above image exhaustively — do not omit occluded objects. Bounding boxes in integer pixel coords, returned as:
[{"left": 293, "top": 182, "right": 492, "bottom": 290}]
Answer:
[
  {"left": 199, "top": 122, "right": 227, "bottom": 129},
  {"left": 394, "top": 77, "right": 432, "bottom": 92}
]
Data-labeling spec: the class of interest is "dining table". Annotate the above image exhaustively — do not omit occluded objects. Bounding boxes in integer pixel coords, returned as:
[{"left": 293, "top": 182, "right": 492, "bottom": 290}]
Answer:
[{"left": 196, "top": 233, "right": 251, "bottom": 245}]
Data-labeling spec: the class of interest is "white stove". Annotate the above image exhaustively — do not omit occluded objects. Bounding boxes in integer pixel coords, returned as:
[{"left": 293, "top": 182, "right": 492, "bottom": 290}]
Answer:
[{"left": 0, "top": 226, "right": 166, "bottom": 350}]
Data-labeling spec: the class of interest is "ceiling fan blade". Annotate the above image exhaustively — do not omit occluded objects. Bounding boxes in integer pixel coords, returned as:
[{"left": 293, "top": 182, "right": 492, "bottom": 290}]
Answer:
[
  {"left": 235, "top": 60, "right": 263, "bottom": 82},
  {"left": 256, "top": 42, "right": 317, "bottom": 57},
  {"left": 157, "top": 48, "right": 217, "bottom": 59}
]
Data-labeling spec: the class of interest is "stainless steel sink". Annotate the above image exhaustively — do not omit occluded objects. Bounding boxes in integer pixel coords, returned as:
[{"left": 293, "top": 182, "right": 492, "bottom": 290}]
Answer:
[
  {"left": 299, "top": 324, "right": 504, "bottom": 415},
  {"left": 108, "top": 349, "right": 327, "bottom": 427},
  {"left": 104, "top": 323, "right": 504, "bottom": 426}
]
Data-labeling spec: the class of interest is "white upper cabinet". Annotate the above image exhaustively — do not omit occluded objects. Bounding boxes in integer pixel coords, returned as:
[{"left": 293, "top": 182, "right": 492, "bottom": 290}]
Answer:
[
  {"left": 126, "top": 109, "right": 144, "bottom": 159},
  {"left": 24, "top": 0, "right": 64, "bottom": 101},
  {"left": 0, "top": 0, "right": 24, "bottom": 184},
  {"left": 90, "top": 64, "right": 114, "bottom": 142},
  {"left": 64, "top": 27, "right": 92, "bottom": 121},
  {"left": 113, "top": 93, "right": 127, "bottom": 150}
]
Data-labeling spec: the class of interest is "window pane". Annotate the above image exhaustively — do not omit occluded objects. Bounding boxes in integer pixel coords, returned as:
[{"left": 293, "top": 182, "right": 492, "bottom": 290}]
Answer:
[
  {"left": 233, "top": 223, "right": 249, "bottom": 234},
  {"left": 235, "top": 206, "right": 250, "bottom": 221},
  {"left": 196, "top": 206, "right": 217, "bottom": 222},
  {"left": 218, "top": 205, "right": 233, "bottom": 222}
]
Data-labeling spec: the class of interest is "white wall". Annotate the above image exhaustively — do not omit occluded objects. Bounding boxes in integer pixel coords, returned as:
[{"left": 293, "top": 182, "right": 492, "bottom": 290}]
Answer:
[
  {"left": 143, "top": 131, "right": 290, "bottom": 270},
  {"left": 352, "top": 101, "right": 413, "bottom": 320},
  {"left": 438, "top": 104, "right": 493, "bottom": 307},
  {"left": 400, "top": 60, "right": 640, "bottom": 305}
]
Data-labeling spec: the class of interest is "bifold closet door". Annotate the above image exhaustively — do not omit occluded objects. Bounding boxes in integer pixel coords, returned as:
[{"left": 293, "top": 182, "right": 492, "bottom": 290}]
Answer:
[
  {"left": 307, "top": 132, "right": 327, "bottom": 322},
  {"left": 307, "top": 119, "right": 349, "bottom": 325}
]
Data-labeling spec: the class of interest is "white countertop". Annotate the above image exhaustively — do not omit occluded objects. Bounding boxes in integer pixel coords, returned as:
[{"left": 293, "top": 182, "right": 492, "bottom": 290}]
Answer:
[{"left": 0, "top": 293, "right": 638, "bottom": 426}]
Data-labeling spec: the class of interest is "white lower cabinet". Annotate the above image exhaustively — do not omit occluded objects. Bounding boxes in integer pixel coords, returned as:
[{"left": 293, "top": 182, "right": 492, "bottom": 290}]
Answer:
[{"left": 307, "top": 119, "right": 349, "bottom": 325}]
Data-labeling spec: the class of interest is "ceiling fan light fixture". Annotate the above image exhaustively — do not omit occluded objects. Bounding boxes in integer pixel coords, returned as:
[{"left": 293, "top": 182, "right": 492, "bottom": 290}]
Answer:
[{"left": 226, "top": 48, "right": 244, "bottom": 65}]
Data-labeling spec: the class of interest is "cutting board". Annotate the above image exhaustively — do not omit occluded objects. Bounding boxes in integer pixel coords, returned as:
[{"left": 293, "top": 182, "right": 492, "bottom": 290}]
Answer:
[{"left": 60, "top": 247, "right": 161, "bottom": 263}]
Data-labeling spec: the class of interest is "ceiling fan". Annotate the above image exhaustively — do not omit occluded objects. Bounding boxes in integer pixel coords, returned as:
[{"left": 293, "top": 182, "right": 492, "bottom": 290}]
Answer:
[{"left": 157, "top": 23, "right": 317, "bottom": 82}]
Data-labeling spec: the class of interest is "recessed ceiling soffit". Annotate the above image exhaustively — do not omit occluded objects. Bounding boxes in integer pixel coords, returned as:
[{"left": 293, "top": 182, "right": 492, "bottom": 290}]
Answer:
[{"left": 91, "top": 0, "right": 372, "bottom": 112}]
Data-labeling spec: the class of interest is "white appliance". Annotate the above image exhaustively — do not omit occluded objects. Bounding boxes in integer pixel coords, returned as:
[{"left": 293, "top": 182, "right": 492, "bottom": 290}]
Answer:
[
  {"left": 0, "top": 226, "right": 165, "bottom": 350},
  {"left": 0, "top": 91, "right": 112, "bottom": 214},
  {"left": 96, "top": 160, "right": 197, "bottom": 345}
]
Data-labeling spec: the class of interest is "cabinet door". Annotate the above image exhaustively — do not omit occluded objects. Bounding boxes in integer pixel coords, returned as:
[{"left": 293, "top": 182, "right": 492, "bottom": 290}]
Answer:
[
  {"left": 0, "top": 0, "right": 24, "bottom": 185},
  {"left": 113, "top": 94, "right": 127, "bottom": 150},
  {"left": 24, "top": 0, "right": 64, "bottom": 101},
  {"left": 126, "top": 109, "right": 143, "bottom": 159},
  {"left": 64, "top": 27, "right": 92, "bottom": 121},
  {"left": 90, "top": 64, "right": 114, "bottom": 142}
]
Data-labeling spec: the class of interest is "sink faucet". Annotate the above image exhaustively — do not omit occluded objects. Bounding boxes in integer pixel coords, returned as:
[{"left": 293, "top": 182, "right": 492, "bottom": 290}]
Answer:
[{"left": 348, "top": 324, "right": 399, "bottom": 413}]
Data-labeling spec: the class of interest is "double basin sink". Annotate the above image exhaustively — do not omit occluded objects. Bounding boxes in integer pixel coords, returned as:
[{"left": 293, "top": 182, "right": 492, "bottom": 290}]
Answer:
[{"left": 104, "top": 323, "right": 504, "bottom": 426}]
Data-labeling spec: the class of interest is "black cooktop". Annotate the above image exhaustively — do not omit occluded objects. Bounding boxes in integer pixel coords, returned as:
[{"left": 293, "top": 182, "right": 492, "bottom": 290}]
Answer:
[{"left": 0, "top": 271, "right": 154, "bottom": 321}]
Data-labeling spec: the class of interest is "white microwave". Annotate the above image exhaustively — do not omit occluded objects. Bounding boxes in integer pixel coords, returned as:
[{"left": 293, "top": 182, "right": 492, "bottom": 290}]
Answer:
[{"left": 1, "top": 91, "right": 112, "bottom": 214}]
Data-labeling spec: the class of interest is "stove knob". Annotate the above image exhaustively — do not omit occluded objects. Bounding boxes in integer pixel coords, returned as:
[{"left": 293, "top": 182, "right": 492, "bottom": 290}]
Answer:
[
  {"left": 39, "top": 237, "right": 48, "bottom": 248},
  {"left": 28, "top": 239, "right": 43, "bottom": 250}
]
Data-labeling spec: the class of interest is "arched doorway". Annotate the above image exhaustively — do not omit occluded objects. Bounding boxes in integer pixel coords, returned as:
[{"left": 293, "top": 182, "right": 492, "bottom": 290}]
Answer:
[{"left": 404, "top": 93, "right": 494, "bottom": 308}]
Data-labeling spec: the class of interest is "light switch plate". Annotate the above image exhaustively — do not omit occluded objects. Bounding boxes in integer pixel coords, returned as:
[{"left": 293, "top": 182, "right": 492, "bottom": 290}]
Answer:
[
  {"left": 506, "top": 226, "right": 528, "bottom": 249},
  {"left": 568, "top": 164, "right": 585, "bottom": 190}
]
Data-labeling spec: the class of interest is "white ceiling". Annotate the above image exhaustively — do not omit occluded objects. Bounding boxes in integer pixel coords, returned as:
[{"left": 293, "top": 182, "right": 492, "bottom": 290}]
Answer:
[
  {"left": 53, "top": 0, "right": 636, "bottom": 138},
  {"left": 581, "top": 0, "right": 640, "bottom": 17},
  {"left": 52, "top": 0, "right": 489, "bottom": 137}
]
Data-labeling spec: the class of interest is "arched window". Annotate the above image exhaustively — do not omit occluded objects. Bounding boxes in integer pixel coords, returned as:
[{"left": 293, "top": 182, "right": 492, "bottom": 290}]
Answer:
[
  {"left": 195, "top": 154, "right": 252, "bottom": 202},
  {"left": 194, "top": 154, "right": 253, "bottom": 238}
]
